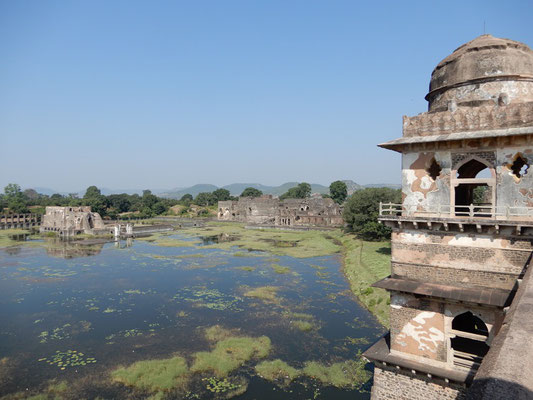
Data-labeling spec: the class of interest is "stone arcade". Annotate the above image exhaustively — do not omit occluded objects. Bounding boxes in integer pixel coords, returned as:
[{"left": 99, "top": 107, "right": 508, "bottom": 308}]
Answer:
[
  {"left": 40, "top": 206, "right": 109, "bottom": 236},
  {"left": 363, "top": 35, "right": 533, "bottom": 399},
  {"left": 217, "top": 195, "right": 343, "bottom": 227}
]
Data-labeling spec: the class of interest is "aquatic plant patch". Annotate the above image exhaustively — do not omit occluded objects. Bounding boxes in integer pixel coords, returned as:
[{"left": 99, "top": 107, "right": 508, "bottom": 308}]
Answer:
[
  {"left": 255, "top": 359, "right": 301, "bottom": 385},
  {"left": 38, "top": 350, "right": 96, "bottom": 370},
  {"left": 191, "top": 332, "right": 271, "bottom": 377},
  {"left": 173, "top": 287, "right": 243, "bottom": 312},
  {"left": 38, "top": 321, "right": 92, "bottom": 343},
  {"left": 111, "top": 355, "right": 189, "bottom": 392},
  {"left": 242, "top": 286, "right": 280, "bottom": 304}
]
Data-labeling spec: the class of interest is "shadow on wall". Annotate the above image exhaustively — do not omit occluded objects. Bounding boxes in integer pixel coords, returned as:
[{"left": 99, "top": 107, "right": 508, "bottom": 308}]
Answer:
[{"left": 467, "top": 379, "right": 533, "bottom": 400}]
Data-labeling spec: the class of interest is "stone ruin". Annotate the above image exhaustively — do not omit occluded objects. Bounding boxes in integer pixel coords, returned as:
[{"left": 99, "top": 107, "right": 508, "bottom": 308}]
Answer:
[
  {"left": 40, "top": 206, "right": 109, "bottom": 236},
  {"left": 217, "top": 195, "right": 344, "bottom": 227},
  {"left": 364, "top": 35, "right": 533, "bottom": 400}
]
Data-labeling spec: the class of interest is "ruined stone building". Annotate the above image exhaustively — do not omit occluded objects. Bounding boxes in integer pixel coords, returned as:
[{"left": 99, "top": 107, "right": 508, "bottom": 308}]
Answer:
[
  {"left": 40, "top": 206, "right": 109, "bottom": 235},
  {"left": 217, "top": 195, "right": 343, "bottom": 227},
  {"left": 363, "top": 35, "right": 533, "bottom": 399}
]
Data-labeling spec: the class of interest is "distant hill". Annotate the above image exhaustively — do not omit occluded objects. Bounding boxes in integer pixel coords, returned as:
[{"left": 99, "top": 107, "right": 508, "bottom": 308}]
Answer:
[
  {"left": 157, "top": 181, "right": 401, "bottom": 199},
  {"left": 159, "top": 184, "right": 219, "bottom": 199},
  {"left": 341, "top": 180, "right": 364, "bottom": 195},
  {"left": 363, "top": 183, "right": 402, "bottom": 189},
  {"left": 27, "top": 181, "right": 400, "bottom": 200},
  {"left": 159, "top": 182, "right": 332, "bottom": 199}
]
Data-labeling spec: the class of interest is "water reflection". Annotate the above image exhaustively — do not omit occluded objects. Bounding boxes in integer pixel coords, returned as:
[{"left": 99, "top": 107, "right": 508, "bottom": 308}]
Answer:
[{"left": 0, "top": 235, "right": 383, "bottom": 399}]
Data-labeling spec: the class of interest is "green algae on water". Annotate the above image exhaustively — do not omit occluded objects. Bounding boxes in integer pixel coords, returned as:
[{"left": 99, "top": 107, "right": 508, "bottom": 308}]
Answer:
[
  {"left": 243, "top": 286, "right": 280, "bottom": 304},
  {"left": 111, "top": 355, "right": 189, "bottom": 391},
  {"left": 291, "top": 320, "right": 315, "bottom": 332},
  {"left": 235, "top": 266, "right": 256, "bottom": 272},
  {"left": 191, "top": 335, "right": 271, "bottom": 377},
  {"left": 173, "top": 287, "right": 243, "bottom": 311},
  {"left": 271, "top": 264, "right": 290, "bottom": 274},
  {"left": 302, "top": 358, "right": 370, "bottom": 389},
  {"left": 255, "top": 359, "right": 301, "bottom": 385},
  {"left": 38, "top": 350, "right": 96, "bottom": 370}
]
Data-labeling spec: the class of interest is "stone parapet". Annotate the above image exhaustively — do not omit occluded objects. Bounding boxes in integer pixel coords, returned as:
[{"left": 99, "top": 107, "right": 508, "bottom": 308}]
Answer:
[{"left": 402, "top": 102, "right": 533, "bottom": 137}]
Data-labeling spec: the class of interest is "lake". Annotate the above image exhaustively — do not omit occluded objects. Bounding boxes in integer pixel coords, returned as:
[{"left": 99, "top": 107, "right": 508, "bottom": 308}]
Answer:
[{"left": 0, "top": 230, "right": 384, "bottom": 399}]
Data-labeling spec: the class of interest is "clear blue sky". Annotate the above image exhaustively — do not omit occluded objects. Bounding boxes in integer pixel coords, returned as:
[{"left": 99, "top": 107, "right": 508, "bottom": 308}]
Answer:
[{"left": 1, "top": 0, "right": 532, "bottom": 193}]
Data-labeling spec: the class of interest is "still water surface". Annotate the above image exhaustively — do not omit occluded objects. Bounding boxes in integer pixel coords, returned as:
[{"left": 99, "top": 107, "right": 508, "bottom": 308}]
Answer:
[{"left": 0, "top": 234, "right": 384, "bottom": 399}]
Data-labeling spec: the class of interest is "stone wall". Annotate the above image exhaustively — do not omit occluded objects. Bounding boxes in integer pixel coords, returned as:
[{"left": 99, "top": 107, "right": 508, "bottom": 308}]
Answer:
[
  {"left": 371, "top": 365, "right": 466, "bottom": 400},
  {"left": 217, "top": 196, "right": 343, "bottom": 227},
  {"left": 391, "top": 230, "right": 531, "bottom": 278},
  {"left": 40, "top": 206, "right": 105, "bottom": 234},
  {"left": 392, "top": 262, "right": 517, "bottom": 290},
  {"left": 402, "top": 101, "right": 533, "bottom": 137},
  {"left": 401, "top": 144, "right": 533, "bottom": 213},
  {"left": 390, "top": 293, "right": 447, "bottom": 362}
]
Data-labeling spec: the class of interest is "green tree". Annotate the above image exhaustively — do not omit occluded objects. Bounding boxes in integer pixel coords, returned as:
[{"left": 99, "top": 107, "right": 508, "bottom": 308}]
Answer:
[
  {"left": 23, "top": 188, "right": 39, "bottom": 201},
  {"left": 180, "top": 194, "right": 193, "bottom": 203},
  {"left": 4, "top": 183, "right": 28, "bottom": 213},
  {"left": 241, "top": 187, "right": 263, "bottom": 198},
  {"left": 195, "top": 192, "right": 215, "bottom": 206},
  {"left": 212, "top": 188, "right": 232, "bottom": 202},
  {"left": 329, "top": 181, "right": 348, "bottom": 204},
  {"left": 142, "top": 190, "right": 158, "bottom": 209},
  {"left": 83, "top": 186, "right": 107, "bottom": 216},
  {"left": 152, "top": 202, "right": 167, "bottom": 215},
  {"left": 279, "top": 182, "right": 312, "bottom": 200},
  {"left": 84, "top": 186, "right": 102, "bottom": 198},
  {"left": 108, "top": 194, "right": 132, "bottom": 213},
  {"left": 343, "top": 188, "right": 401, "bottom": 241}
]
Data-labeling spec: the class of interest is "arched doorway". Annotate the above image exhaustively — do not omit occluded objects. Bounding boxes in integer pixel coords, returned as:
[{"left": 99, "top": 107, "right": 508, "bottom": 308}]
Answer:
[
  {"left": 451, "top": 157, "right": 495, "bottom": 217},
  {"left": 450, "top": 311, "right": 490, "bottom": 370}
]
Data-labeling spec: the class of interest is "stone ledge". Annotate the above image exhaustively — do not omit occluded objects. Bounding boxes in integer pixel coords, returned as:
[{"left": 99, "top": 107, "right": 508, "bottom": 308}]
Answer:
[
  {"left": 379, "top": 125, "right": 533, "bottom": 152},
  {"left": 372, "top": 276, "right": 515, "bottom": 307},
  {"left": 363, "top": 333, "right": 474, "bottom": 385}
]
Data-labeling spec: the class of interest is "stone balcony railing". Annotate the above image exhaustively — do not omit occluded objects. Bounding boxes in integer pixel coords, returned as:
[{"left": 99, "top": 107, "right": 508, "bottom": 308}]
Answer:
[
  {"left": 379, "top": 202, "right": 533, "bottom": 223},
  {"left": 402, "top": 101, "right": 533, "bottom": 137}
]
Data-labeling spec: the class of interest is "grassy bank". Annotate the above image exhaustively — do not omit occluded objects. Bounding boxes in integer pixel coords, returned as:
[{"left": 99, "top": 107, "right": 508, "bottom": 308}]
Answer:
[{"left": 340, "top": 236, "right": 391, "bottom": 327}]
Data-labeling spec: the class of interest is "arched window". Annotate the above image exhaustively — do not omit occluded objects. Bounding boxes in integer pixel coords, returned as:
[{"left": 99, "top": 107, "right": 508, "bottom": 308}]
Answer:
[
  {"left": 452, "top": 157, "right": 495, "bottom": 217},
  {"left": 450, "top": 312, "right": 490, "bottom": 370},
  {"left": 452, "top": 311, "right": 488, "bottom": 336}
]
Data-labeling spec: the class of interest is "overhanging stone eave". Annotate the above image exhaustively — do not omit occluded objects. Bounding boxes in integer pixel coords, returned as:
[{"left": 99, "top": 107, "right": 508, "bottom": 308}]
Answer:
[
  {"left": 378, "top": 125, "right": 533, "bottom": 152},
  {"left": 378, "top": 215, "right": 533, "bottom": 229},
  {"left": 363, "top": 333, "right": 474, "bottom": 384},
  {"left": 372, "top": 276, "right": 515, "bottom": 307}
]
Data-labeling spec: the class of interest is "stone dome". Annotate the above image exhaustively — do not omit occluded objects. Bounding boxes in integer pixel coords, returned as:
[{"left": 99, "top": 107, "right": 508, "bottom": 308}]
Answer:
[{"left": 426, "top": 35, "right": 533, "bottom": 111}]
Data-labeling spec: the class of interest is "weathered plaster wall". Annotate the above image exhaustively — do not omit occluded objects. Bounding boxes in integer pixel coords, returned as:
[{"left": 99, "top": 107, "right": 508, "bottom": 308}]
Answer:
[
  {"left": 41, "top": 206, "right": 105, "bottom": 233},
  {"left": 402, "top": 151, "right": 451, "bottom": 211},
  {"left": 371, "top": 365, "right": 466, "bottom": 400},
  {"left": 429, "top": 81, "right": 533, "bottom": 112},
  {"left": 217, "top": 197, "right": 343, "bottom": 227},
  {"left": 390, "top": 293, "right": 447, "bottom": 362},
  {"left": 402, "top": 145, "right": 533, "bottom": 212},
  {"left": 391, "top": 230, "right": 531, "bottom": 278},
  {"left": 496, "top": 146, "right": 533, "bottom": 209}
]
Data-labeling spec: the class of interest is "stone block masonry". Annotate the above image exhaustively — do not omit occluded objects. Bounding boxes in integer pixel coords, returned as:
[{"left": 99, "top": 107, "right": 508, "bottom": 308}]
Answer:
[
  {"left": 372, "top": 365, "right": 466, "bottom": 400},
  {"left": 218, "top": 195, "right": 343, "bottom": 228}
]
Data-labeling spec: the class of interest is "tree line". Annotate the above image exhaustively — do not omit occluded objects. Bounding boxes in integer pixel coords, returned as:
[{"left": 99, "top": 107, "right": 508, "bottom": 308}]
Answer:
[{"left": 2, "top": 182, "right": 402, "bottom": 241}]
